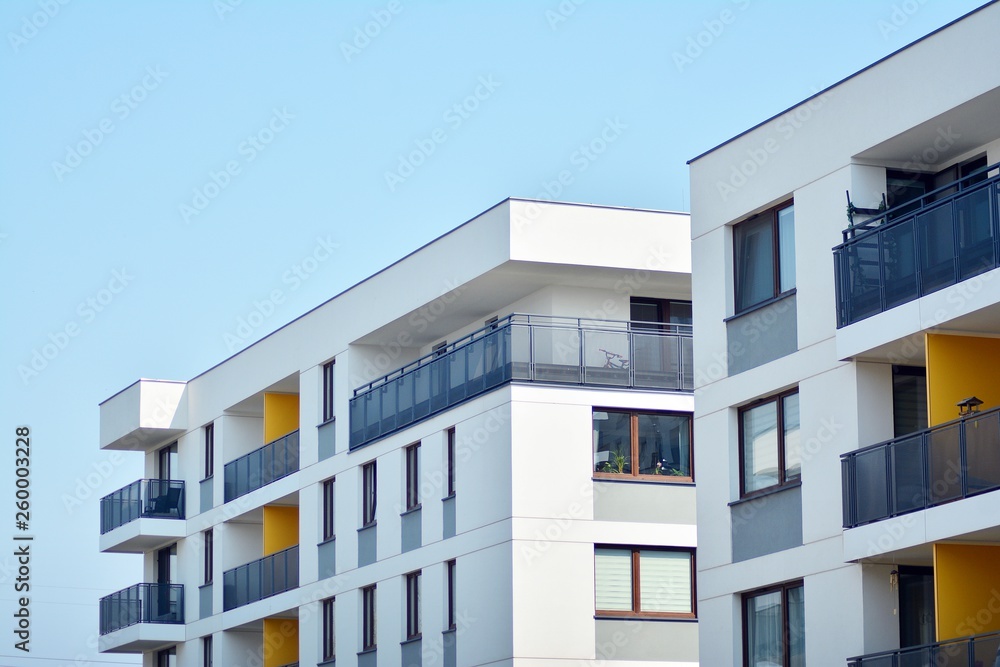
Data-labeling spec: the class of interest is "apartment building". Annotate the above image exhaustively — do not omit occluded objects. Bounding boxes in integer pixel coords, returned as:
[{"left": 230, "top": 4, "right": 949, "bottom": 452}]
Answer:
[
  {"left": 689, "top": 2, "right": 1000, "bottom": 665},
  {"left": 96, "top": 199, "right": 698, "bottom": 667}
]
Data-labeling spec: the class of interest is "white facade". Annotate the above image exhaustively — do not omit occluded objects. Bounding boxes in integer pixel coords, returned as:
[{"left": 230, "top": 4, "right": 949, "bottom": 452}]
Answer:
[
  {"left": 690, "top": 3, "right": 1000, "bottom": 665},
  {"left": 97, "top": 199, "right": 698, "bottom": 666}
]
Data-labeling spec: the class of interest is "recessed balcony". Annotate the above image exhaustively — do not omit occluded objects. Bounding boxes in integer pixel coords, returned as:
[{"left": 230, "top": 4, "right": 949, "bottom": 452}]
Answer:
[
  {"left": 98, "top": 583, "right": 184, "bottom": 653},
  {"left": 834, "top": 162, "right": 1000, "bottom": 328},
  {"left": 841, "top": 406, "right": 1000, "bottom": 529},
  {"left": 223, "top": 430, "right": 299, "bottom": 503},
  {"left": 349, "top": 313, "right": 693, "bottom": 449},
  {"left": 223, "top": 545, "right": 299, "bottom": 611},
  {"left": 99, "top": 479, "right": 185, "bottom": 553},
  {"left": 847, "top": 629, "right": 1000, "bottom": 666}
]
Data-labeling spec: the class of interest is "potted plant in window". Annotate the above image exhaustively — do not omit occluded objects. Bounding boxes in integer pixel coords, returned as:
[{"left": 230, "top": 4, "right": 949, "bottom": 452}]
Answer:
[{"left": 599, "top": 450, "right": 629, "bottom": 474}]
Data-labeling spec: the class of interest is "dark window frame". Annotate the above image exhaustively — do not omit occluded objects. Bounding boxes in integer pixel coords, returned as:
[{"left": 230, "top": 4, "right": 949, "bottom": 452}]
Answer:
[
  {"left": 630, "top": 297, "right": 693, "bottom": 331},
  {"left": 203, "top": 529, "right": 213, "bottom": 585},
  {"left": 593, "top": 409, "right": 694, "bottom": 482},
  {"left": 594, "top": 545, "right": 696, "bottom": 619},
  {"left": 322, "top": 360, "right": 336, "bottom": 423},
  {"left": 446, "top": 428, "right": 456, "bottom": 497},
  {"left": 322, "top": 597, "right": 335, "bottom": 661},
  {"left": 202, "top": 636, "right": 212, "bottom": 667},
  {"left": 405, "top": 570, "right": 421, "bottom": 640},
  {"left": 362, "top": 461, "right": 377, "bottom": 528},
  {"left": 742, "top": 580, "right": 805, "bottom": 667},
  {"left": 203, "top": 424, "right": 214, "bottom": 480},
  {"left": 733, "top": 200, "right": 795, "bottom": 315},
  {"left": 446, "top": 559, "right": 456, "bottom": 630},
  {"left": 362, "top": 584, "right": 377, "bottom": 651},
  {"left": 738, "top": 388, "right": 800, "bottom": 498},
  {"left": 322, "top": 478, "right": 335, "bottom": 541},
  {"left": 405, "top": 443, "right": 421, "bottom": 512}
]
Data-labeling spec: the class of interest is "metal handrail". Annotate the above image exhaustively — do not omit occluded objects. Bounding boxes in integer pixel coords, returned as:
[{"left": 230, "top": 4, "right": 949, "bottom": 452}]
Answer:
[
  {"left": 222, "top": 544, "right": 299, "bottom": 610},
  {"left": 223, "top": 430, "right": 300, "bottom": 502},
  {"left": 847, "top": 628, "right": 1000, "bottom": 666},
  {"left": 99, "top": 479, "right": 185, "bottom": 534},
  {"left": 99, "top": 582, "right": 184, "bottom": 634}
]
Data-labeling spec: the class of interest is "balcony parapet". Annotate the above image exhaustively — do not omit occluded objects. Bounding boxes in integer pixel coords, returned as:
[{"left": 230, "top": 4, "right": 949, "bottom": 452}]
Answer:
[
  {"left": 847, "top": 629, "right": 1000, "bottom": 666},
  {"left": 349, "top": 313, "right": 693, "bottom": 449},
  {"left": 100, "top": 479, "right": 185, "bottom": 534},
  {"left": 99, "top": 583, "right": 184, "bottom": 635},
  {"left": 223, "top": 430, "right": 299, "bottom": 503},
  {"left": 222, "top": 544, "right": 299, "bottom": 611}
]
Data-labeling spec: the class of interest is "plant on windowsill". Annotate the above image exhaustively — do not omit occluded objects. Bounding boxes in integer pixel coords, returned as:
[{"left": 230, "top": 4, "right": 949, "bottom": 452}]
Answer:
[
  {"left": 653, "top": 461, "right": 687, "bottom": 477},
  {"left": 599, "top": 450, "right": 629, "bottom": 474}
]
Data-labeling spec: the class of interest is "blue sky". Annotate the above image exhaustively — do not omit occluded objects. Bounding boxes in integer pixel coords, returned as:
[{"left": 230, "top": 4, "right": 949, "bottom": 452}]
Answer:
[{"left": 0, "top": 0, "right": 989, "bottom": 663}]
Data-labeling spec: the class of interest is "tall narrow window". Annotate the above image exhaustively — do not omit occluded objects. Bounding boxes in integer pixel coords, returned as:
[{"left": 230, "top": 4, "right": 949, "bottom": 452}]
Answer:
[
  {"left": 204, "top": 424, "right": 214, "bottom": 479},
  {"left": 362, "top": 461, "right": 377, "bottom": 527},
  {"left": 322, "top": 597, "right": 335, "bottom": 662},
  {"left": 740, "top": 389, "right": 800, "bottom": 496},
  {"left": 446, "top": 428, "right": 456, "bottom": 497},
  {"left": 734, "top": 201, "right": 795, "bottom": 313},
  {"left": 158, "top": 442, "right": 178, "bottom": 480},
  {"left": 362, "top": 584, "right": 377, "bottom": 650},
  {"left": 405, "top": 443, "right": 421, "bottom": 511},
  {"left": 594, "top": 546, "right": 695, "bottom": 617},
  {"left": 203, "top": 529, "right": 213, "bottom": 585},
  {"left": 743, "top": 581, "right": 805, "bottom": 667},
  {"left": 446, "top": 559, "right": 456, "bottom": 630},
  {"left": 323, "top": 360, "right": 336, "bottom": 423},
  {"left": 406, "top": 571, "right": 422, "bottom": 639},
  {"left": 322, "top": 478, "right": 335, "bottom": 541},
  {"left": 202, "top": 636, "right": 212, "bottom": 667}
]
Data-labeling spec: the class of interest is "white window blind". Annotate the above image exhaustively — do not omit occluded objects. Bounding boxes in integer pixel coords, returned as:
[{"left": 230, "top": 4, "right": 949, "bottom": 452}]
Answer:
[
  {"left": 638, "top": 550, "right": 691, "bottom": 613},
  {"left": 595, "top": 548, "right": 632, "bottom": 611}
]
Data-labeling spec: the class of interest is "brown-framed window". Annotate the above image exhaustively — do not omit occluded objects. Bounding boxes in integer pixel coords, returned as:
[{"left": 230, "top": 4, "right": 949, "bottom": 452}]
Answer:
[
  {"left": 203, "top": 423, "right": 214, "bottom": 479},
  {"left": 446, "top": 559, "right": 456, "bottom": 630},
  {"left": 630, "top": 297, "right": 693, "bottom": 329},
  {"left": 322, "top": 478, "right": 335, "bottom": 541},
  {"left": 594, "top": 546, "right": 695, "bottom": 618},
  {"left": 203, "top": 529, "right": 213, "bottom": 585},
  {"left": 739, "top": 389, "right": 800, "bottom": 497},
  {"left": 593, "top": 410, "right": 693, "bottom": 481},
  {"left": 446, "top": 428, "right": 456, "bottom": 497},
  {"left": 362, "top": 461, "right": 377, "bottom": 527},
  {"left": 734, "top": 201, "right": 795, "bottom": 313},
  {"left": 322, "top": 597, "right": 335, "bottom": 661},
  {"left": 743, "top": 580, "right": 804, "bottom": 667},
  {"left": 405, "top": 570, "right": 421, "bottom": 640},
  {"left": 405, "top": 443, "right": 420, "bottom": 511},
  {"left": 322, "top": 360, "right": 336, "bottom": 423},
  {"left": 362, "top": 584, "right": 377, "bottom": 650}
]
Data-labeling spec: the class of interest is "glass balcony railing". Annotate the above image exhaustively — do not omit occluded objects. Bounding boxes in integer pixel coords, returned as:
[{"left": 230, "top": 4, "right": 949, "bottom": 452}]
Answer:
[
  {"left": 100, "top": 479, "right": 185, "bottom": 534},
  {"left": 834, "top": 162, "right": 1000, "bottom": 327},
  {"left": 349, "top": 313, "right": 693, "bottom": 449},
  {"left": 841, "top": 406, "right": 1000, "bottom": 528},
  {"left": 99, "top": 583, "right": 184, "bottom": 635},
  {"left": 223, "top": 430, "right": 299, "bottom": 503},
  {"left": 222, "top": 545, "right": 299, "bottom": 611},
  {"left": 847, "top": 629, "right": 1000, "bottom": 666}
]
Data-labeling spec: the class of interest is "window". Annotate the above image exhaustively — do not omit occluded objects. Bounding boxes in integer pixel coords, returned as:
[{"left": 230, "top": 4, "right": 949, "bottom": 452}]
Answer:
[
  {"left": 204, "top": 424, "right": 214, "bottom": 479},
  {"left": 405, "top": 443, "right": 420, "bottom": 511},
  {"left": 158, "top": 442, "right": 178, "bottom": 480},
  {"left": 740, "top": 390, "right": 800, "bottom": 496},
  {"left": 323, "top": 360, "right": 335, "bottom": 423},
  {"left": 594, "top": 546, "right": 694, "bottom": 617},
  {"left": 362, "top": 461, "right": 377, "bottom": 527},
  {"left": 734, "top": 202, "right": 795, "bottom": 313},
  {"left": 362, "top": 584, "right": 377, "bottom": 650},
  {"left": 322, "top": 597, "right": 335, "bottom": 662},
  {"left": 446, "top": 428, "right": 456, "bottom": 497},
  {"left": 432, "top": 341, "right": 448, "bottom": 356},
  {"left": 322, "top": 478, "right": 335, "bottom": 541},
  {"left": 202, "top": 636, "right": 212, "bottom": 667},
  {"left": 630, "top": 297, "right": 693, "bottom": 328},
  {"left": 743, "top": 581, "right": 804, "bottom": 667},
  {"left": 446, "top": 559, "right": 456, "bottom": 630},
  {"left": 406, "top": 571, "right": 421, "bottom": 639},
  {"left": 156, "top": 648, "right": 176, "bottom": 667},
  {"left": 593, "top": 410, "right": 693, "bottom": 480},
  {"left": 203, "top": 529, "right": 213, "bottom": 585}
]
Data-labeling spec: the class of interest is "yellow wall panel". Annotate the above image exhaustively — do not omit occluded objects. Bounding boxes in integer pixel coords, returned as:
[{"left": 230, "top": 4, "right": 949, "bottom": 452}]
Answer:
[
  {"left": 263, "top": 505, "right": 299, "bottom": 556},
  {"left": 262, "top": 617, "right": 298, "bottom": 667},
  {"left": 933, "top": 543, "right": 1000, "bottom": 640},
  {"left": 926, "top": 334, "right": 1000, "bottom": 426},
  {"left": 264, "top": 393, "right": 299, "bottom": 443}
]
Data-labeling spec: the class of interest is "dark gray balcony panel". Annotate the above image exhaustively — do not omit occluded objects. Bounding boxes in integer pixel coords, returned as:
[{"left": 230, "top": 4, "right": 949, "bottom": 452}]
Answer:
[
  {"left": 401, "top": 509, "right": 421, "bottom": 553},
  {"left": 99, "top": 583, "right": 184, "bottom": 634},
  {"left": 200, "top": 476, "right": 213, "bottom": 514},
  {"left": 318, "top": 538, "right": 336, "bottom": 579},
  {"left": 731, "top": 484, "right": 802, "bottom": 562},
  {"left": 100, "top": 479, "right": 185, "bottom": 534},
  {"left": 847, "top": 629, "right": 1000, "bottom": 667},
  {"left": 222, "top": 545, "right": 299, "bottom": 611},
  {"left": 442, "top": 496, "right": 455, "bottom": 539},
  {"left": 725, "top": 294, "right": 797, "bottom": 376},
  {"left": 402, "top": 638, "right": 422, "bottom": 667},
  {"left": 358, "top": 651, "right": 376, "bottom": 667},
  {"left": 443, "top": 630, "right": 456, "bottom": 667},
  {"left": 358, "top": 525, "right": 376, "bottom": 567},
  {"left": 318, "top": 419, "right": 336, "bottom": 461},
  {"left": 199, "top": 583, "right": 212, "bottom": 619},
  {"left": 223, "top": 430, "right": 299, "bottom": 503}
]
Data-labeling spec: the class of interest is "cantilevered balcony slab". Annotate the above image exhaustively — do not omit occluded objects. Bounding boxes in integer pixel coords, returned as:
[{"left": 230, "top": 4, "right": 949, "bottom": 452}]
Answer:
[
  {"left": 99, "top": 479, "right": 186, "bottom": 553},
  {"left": 98, "top": 583, "right": 184, "bottom": 653},
  {"left": 100, "top": 379, "right": 187, "bottom": 451}
]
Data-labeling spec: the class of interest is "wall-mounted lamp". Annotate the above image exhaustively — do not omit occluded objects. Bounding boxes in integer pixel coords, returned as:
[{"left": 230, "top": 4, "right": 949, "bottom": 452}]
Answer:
[{"left": 957, "top": 396, "right": 984, "bottom": 416}]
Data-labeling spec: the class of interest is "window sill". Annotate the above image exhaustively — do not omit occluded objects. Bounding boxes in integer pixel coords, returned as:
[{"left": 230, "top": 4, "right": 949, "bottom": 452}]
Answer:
[
  {"left": 318, "top": 535, "right": 336, "bottom": 547},
  {"left": 442, "top": 627, "right": 456, "bottom": 635},
  {"left": 318, "top": 417, "right": 336, "bottom": 428},
  {"left": 358, "top": 522, "right": 376, "bottom": 532},
  {"left": 318, "top": 659, "right": 336, "bottom": 667},
  {"left": 201, "top": 474, "right": 213, "bottom": 482},
  {"left": 441, "top": 493, "right": 456, "bottom": 502},
  {"left": 593, "top": 475, "right": 694, "bottom": 486},
  {"left": 400, "top": 505, "right": 422, "bottom": 517},
  {"left": 199, "top": 582, "right": 212, "bottom": 590},
  {"left": 725, "top": 289, "right": 796, "bottom": 322},
  {"left": 595, "top": 612, "right": 697, "bottom": 622},
  {"left": 357, "top": 648, "right": 377, "bottom": 656},
  {"left": 400, "top": 635, "right": 422, "bottom": 645},
  {"left": 729, "top": 479, "right": 801, "bottom": 506}
]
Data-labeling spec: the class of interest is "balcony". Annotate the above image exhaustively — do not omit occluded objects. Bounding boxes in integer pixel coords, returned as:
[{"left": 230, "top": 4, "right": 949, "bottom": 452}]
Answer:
[
  {"left": 349, "top": 313, "right": 693, "bottom": 449},
  {"left": 99, "top": 480, "right": 185, "bottom": 554},
  {"left": 223, "top": 430, "right": 299, "bottom": 503},
  {"left": 847, "top": 630, "right": 1000, "bottom": 666},
  {"left": 834, "top": 162, "right": 1000, "bottom": 327},
  {"left": 841, "top": 406, "right": 1000, "bottom": 528},
  {"left": 223, "top": 545, "right": 299, "bottom": 611},
  {"left": 100, "top": 379, "right": 186, "bottom": 451},
  {"left": 98, "top": 583, "right": 184, "bottom": 653}
]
